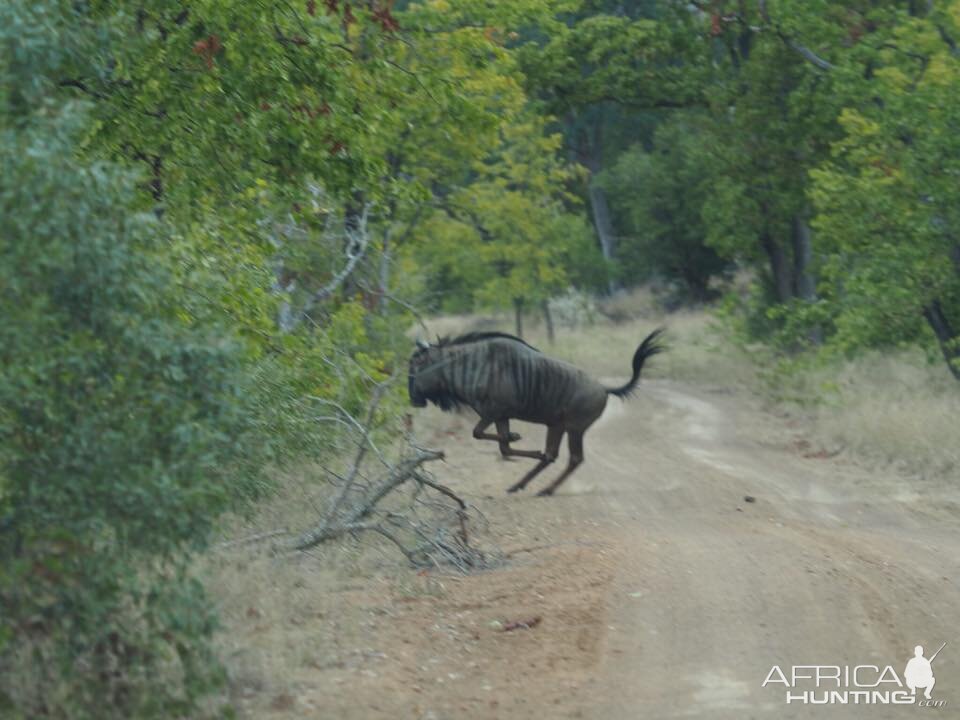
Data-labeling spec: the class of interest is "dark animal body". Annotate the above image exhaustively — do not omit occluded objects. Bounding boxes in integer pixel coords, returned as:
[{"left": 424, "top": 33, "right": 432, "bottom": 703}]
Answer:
[{"left": 408, "top": 328, "right": 664, "bottom": 496}]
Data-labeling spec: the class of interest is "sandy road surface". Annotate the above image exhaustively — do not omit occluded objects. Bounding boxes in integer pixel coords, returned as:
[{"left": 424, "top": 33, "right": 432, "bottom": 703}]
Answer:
[
  {"left": 403, "top": 376, "right": 960, "bottom": 719},
  {"left": 241, "top": 374, "right": 960, "bottom": 720},
  {"left": 574, "top": 381, "right": 960, "bottom": 719}
]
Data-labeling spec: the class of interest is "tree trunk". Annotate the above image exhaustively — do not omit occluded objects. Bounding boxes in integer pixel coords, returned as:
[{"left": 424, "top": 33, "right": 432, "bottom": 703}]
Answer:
[
  {"left": 761, "top": 232, "right": 793, "bottom": 304},
  {"left": 514, "top": 298, "right": 524, "bottom": 338},
  {"left": 588, "top": 183, "right": 618, "bottom": 294},
  {"left": 342, "top": 191, "right": 365, "bottom": 299},
  {"left": 273, "top": 263, "right": 297, "bottom": 332},
  {"left": 922, "top": 299, "right": 960, "bottom": 380},
  {"left": 792, "top": 213, "right": 822, "bottom": 344},
  {"left": 792, "top": 214, "right": 816, "bottom": 301},
  {"left": 541, "top": 299, "right": 555, "bottom": 344},
  {"left": 377, "top": 228, "right": 391, "bottom": 313},
  {"left": 572, "top": 117, "right": 619, "bottom": 294}
]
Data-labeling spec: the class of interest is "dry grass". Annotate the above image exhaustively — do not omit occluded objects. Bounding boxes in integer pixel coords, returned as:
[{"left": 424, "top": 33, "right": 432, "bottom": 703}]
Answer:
[
  {"left": 421, "top": 290, "right": 959, "bottom": 481},
  {"left": 202, "top": 482, "right": 358, "bottom": 713},
  {"left": 780, "top": 351, "right": 960, "bottom": 480},
  {"left": 202, "top": 451, "right": 498, "bottom": 717},
  {"left": 419, "top": 288, "right": 757, "bottom": 391},
  {"left": 203, "top": 477, "right": 434, "bottom": 717}
]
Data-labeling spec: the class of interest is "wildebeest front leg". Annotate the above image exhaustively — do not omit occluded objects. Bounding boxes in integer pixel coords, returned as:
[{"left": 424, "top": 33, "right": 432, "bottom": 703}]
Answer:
[
  {"left": 472, "top": 418, "right": 521, "bottom": 444},
  {"left": 494, "top": 420, "right": 544, "bottom": 460},
  {"left": 536, "top": 430, "right": 584, "bottom": 497},
  {"left": 507, "top": 425, "right": 564, "bottom": 493}
]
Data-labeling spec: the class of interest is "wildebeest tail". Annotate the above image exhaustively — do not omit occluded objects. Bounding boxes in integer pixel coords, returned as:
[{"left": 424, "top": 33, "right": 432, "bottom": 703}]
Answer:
[{"left": 606, "top": 327, "right": 665, "bottom": 399}]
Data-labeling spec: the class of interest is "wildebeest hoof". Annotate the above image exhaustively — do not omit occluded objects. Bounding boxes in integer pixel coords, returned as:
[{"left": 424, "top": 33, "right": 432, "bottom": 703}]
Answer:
[
  {"left": 506, "top": 484, "right": 525, "bottom": 493},
  {"left": 535, "top": 488, "right": 554, "bottom": 497}
]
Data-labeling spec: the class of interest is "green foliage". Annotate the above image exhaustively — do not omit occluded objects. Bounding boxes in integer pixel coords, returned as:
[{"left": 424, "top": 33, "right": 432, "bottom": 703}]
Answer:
[
  {"left": 404, "top": 112, "right": 603, "bottom": 313},
  {"left": 598, "top": 117, "right": 730, "bottom": 300},
  {"left": 521, "top": 0, "right": 960, "bottom": 377},
  {"left": 0, "top": 2, "right": 399, "bottom": 716},
  {"left": 807, "top": 7, "right": 960, "bottom": 366},
  {"left": 0, "top": 36, "right": 251, "bottom": 720},
  {"left": 516, "top": 2, "right": 702, "bottom": 114},
  {"left": 2, "top": 1, "right": 609, "bottom": 715}
]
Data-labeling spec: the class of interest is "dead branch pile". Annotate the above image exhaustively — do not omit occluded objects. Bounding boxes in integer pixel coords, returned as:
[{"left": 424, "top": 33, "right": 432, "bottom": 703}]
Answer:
[{"left": 268, "top": 381, "right": 497, "bottom": 571}]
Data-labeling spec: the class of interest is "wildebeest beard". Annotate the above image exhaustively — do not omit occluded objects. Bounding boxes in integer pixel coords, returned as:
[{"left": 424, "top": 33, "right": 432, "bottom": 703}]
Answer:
[{"left": 422, "top": 386, "right": 465, "bottom": 412}]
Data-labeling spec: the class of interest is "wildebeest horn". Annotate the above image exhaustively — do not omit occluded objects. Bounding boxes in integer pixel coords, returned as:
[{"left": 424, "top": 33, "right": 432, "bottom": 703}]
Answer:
[{"left": 416, "top": 338, "right": 430, "bottom": 350}]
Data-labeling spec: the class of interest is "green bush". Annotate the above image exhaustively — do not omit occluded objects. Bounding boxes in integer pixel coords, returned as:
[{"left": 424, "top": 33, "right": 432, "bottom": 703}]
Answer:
[{"left": 0, "top": 4, "right": 272, "bottom": 716}]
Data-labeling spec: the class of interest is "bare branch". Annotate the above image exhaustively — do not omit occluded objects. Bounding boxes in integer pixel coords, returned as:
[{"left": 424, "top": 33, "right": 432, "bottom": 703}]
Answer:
[
  {"left": 306, "top": 382, "right": 390, "bottom": 542},
  {"left": 306, "top": 395, "right": 388, "bottom": 464},
  {"left": 755, "top": 1, "right": 835, "bottom": 71},
  {"left": 356, "top": 279, "right": 430, "bottom": 333},
  {"left": 291, "top": 446, "right": 444, "bottom": 551},
  {"left": 58, "top": 78, "right": 107, "bottom": 99},
  {"left": 936, "top": 24, "right": 959, "bottom": 55},
  {"left": 218, "top": 529, "right": 289, "bottom": 549},
  {"left": 307, "top": 203, "right": 373, "bottom": 307},
  {"left": 777, "top": 32, "right": 835, "bottom": 71},
  {"left": 383, "top": 59, "right": 440, "bottom": 106},
  {"left": 412, "top": 471, "right": 468, "bottom": 544}
]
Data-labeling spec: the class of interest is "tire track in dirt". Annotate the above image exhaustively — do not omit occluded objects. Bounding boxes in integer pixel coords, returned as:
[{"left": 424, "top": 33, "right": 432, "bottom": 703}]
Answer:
[{"left": 580, "top": 381, "right": 960, "bottom": 719}]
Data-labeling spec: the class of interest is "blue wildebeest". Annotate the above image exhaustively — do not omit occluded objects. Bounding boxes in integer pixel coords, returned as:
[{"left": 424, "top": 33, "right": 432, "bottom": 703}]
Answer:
[{"left": 408, "top": 328, "right": 664, "bottom": 496}]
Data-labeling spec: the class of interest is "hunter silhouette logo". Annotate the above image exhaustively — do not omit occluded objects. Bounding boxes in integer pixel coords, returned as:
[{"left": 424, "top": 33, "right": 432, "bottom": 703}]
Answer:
[
  {"left": 905, "top": 643, "right": 945, "bottom": 701},
  {"left": 763, "top": 642, "right": 947, "bottom": 707}
]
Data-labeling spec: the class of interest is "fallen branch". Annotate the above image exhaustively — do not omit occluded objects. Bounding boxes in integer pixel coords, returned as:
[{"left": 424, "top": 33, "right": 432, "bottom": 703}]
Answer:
[
  {"left": 291, "top": 447, "right": 445, "bottom": 551},
  {"left": 413, "top": 471, "right": 468, "bottom": 544},
  {"left": 311, "top": 382, "right": 390, "bottom": 540},
  {"left": 298, "top": 521, "right": 422, "bottom": 565},
  {"left": 218, "top": 529, "right": 289, "bottom": 549}
]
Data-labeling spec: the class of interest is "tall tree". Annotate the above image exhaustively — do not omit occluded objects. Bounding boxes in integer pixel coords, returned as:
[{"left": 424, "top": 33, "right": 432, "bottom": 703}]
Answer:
[{"left": 807, "top": 1, "right": 960, "bottom": 376}]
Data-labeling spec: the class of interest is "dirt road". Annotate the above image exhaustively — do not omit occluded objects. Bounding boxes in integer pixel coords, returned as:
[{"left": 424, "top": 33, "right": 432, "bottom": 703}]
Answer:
[
  {"left": 390, "top": 376, "right": 960, "bottom": 719},
  {"left": 576, "top": 380, "right": 960, "bottom": 719},
  {"left": 237, "top": 370, "right": 960, "bottom": 719}
]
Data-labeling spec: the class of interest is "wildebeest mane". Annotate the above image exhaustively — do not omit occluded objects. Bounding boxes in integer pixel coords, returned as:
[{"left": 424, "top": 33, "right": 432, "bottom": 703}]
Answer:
[{"left": 438, "top": 331, "right": 539, "bottom": 352}]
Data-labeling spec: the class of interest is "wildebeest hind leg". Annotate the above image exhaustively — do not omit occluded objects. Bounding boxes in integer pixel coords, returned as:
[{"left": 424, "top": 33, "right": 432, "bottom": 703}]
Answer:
[
  {"left": 507, "top": 425, "right": 563, "bottom": 493},
  {"left": 537, "top": 430, "right": 584, "bottom": 497},
  {"left": 472, "top": 418, "right": 521, "bottom": 444}
]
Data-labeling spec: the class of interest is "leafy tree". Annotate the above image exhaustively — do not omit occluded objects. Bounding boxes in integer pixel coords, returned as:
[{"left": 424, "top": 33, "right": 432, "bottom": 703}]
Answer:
[
  {"left": 805, "top": 2, "right": 960, "bottom": 376},
  {"left": 516, "top": 1, "right": 703, "bottom": 290},
  {"left": 404, "top": 112, "right": 602, "bottom": 333},
  {"left": 598, "top": 116, "right": 730, "bottom": 301},
  {"left": 2, "top": 1, "right": 606, "bottom": 713},
  {"left": 0, "top": 3, "right": 277, "bottom": 715}
]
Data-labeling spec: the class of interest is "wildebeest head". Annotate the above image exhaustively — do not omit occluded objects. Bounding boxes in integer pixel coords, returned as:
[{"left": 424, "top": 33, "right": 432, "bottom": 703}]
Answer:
[
  {"left": 408, "top": 338, "right": 436, "bottom": 408},
  {"left": 408, "top": 338, "right": 463, "bottom": 411}
]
